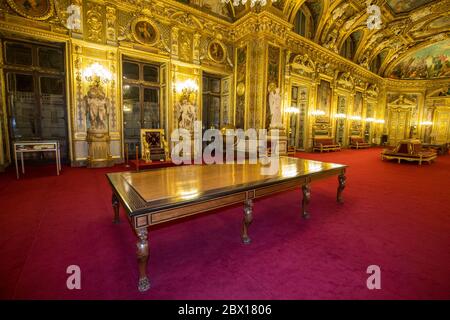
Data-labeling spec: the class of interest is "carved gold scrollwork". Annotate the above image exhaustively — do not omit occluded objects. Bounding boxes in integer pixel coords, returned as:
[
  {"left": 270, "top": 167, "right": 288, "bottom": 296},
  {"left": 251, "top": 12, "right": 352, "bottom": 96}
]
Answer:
[
  {"left": 291, "top": 53, "right": 315, "bottom": 75},
  {"left": 336, "top": 71, "right": 355, "bottom": 91},
  {"left": 106, "top": 7, "right": 117, "bottom": 42},
  {"left": 179, "top": 30, "right": 192, "bottom": 62},
  {"left": 366, "top": 83, "right": 379, "bottom": 98},
  {"left": 86, "top": 2, "right": 103, "bottom": 43}
]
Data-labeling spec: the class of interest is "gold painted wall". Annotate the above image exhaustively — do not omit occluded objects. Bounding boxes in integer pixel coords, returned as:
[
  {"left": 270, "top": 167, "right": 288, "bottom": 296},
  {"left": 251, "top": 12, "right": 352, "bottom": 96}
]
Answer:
[{"left": 0, "top": 1, "right": 449, "bottom": 169}]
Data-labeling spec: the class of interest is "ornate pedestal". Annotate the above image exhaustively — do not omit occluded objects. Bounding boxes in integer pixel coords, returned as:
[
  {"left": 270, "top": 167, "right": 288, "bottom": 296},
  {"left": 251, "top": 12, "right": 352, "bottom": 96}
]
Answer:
[
  {"left": 87, "top": 130, "right": 113, "bottom": 168},
  {"left": 268, "top": 128, "right": 288, "bottom": 156}
]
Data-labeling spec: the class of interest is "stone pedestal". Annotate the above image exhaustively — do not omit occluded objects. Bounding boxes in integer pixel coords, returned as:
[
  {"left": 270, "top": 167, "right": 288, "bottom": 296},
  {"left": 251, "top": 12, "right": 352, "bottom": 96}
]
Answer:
[
  {"left": 268, "top": 128, "right": 288, "bottom": 156},
  {"left": 87, "top": 130, "right": 113, "bottom": 168}
]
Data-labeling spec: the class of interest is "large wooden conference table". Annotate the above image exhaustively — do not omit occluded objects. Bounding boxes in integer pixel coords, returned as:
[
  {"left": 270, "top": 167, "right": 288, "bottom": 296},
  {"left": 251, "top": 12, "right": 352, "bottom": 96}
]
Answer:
[{"left": 107, "top": 157, "right": 347, "bottom": 292}]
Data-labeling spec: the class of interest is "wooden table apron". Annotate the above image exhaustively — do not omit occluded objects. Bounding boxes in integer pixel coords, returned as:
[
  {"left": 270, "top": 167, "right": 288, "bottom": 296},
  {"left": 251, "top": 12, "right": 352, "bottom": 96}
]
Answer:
[{"left": 107, "top": 165, "right": 346, "bottom": 292}]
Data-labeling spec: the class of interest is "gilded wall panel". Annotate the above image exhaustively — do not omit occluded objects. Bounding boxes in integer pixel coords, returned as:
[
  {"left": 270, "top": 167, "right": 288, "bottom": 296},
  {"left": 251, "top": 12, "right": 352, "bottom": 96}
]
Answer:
[
  {"left": 235, "top": 45, "right": 247, "bottom": 129},
  {"left": 220, "top": 76, "right": 232, "bottom": 126},
  {"left": 317, "top": 80, "right": 332, "bottom": 120},
  {"left": 106, "top": 6, "right": 117, "bottom": 43},
  {"left": 171, "top": 64, "right": 200, "bottom": 134},
  {"left": 266, "top": 44, "right": 281, "bottom": 129},
  {"left": 432, "top": 107, "right": 450, "bottom": 144},
  {"left": 179, "top": 30, "right": 193, "bottom": 63},
  {"left": 84, "top": 1, "right": 104, "bottom": 43}
]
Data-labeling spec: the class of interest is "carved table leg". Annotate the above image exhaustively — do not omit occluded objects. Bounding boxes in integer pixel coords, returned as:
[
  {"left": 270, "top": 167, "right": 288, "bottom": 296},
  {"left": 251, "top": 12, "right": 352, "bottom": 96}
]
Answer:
[
  {"left": 302, "top": 184, "right": 311, "bottom": 219},
  {"left": 136, "top": 227, "right": 150, "bottom": 292},
  {"left": 241, "top": 199, "right": 253, "bottom": 244},
  {"left": 337, "top": 173, "right": 346, "bottom": 204},
  {"left": 112, "top": 193, "right": 120, "bottom": 224}
]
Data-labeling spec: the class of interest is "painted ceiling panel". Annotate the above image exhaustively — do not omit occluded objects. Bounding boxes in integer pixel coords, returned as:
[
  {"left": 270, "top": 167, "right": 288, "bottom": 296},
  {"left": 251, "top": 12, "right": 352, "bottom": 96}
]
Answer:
[
  {"left": 388, "top": 39, "right": 450, "bottom": 79},
  {"left": 386, "top": 0, "right": 435, "bottom": 14}
]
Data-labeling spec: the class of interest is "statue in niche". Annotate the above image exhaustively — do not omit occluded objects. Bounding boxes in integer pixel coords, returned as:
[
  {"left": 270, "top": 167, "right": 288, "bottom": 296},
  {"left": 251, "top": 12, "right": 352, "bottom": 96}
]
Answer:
[
  {"left": 84, "top": 84, "right": 110, "bottom": 132},
  {"left": 269, "top": 87, "right": 282, "bottom": 128},
  {"left": 176, "top": 96, "right": 196, "bottom": 131}
]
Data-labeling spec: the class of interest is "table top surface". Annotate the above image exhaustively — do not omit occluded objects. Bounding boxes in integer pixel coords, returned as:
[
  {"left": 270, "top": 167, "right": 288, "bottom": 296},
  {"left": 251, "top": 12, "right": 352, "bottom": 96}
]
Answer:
[{"left": 107, "top": 157, "right": 346, "bottom": 214}]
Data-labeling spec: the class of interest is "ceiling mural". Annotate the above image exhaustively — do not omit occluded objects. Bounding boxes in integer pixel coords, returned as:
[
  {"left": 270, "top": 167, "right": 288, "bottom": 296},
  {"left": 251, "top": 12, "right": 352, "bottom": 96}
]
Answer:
[
  {"left": 386, "top": 0, "right": 435, "bottom": 14},
  {"left": 281, "top": 0, "right": 450, "bottom": 79},
  {"left": 176, "top": 0, "right": 234, "bottom": 19},
  {"left": 388, "top": 39, "right": 450, "bottom": 79},
  {"left": 429, "top": 15, "right": 450, "bottom": 29},
  {"left": 170, "top": 0, "right": 449, "bottom": 79}
]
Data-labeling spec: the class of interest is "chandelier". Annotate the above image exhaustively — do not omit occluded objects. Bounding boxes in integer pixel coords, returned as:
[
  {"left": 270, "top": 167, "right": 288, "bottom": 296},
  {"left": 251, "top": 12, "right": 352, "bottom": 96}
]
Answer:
[{"left": 220, "top": 0, "right": 277, "bottom": 8}]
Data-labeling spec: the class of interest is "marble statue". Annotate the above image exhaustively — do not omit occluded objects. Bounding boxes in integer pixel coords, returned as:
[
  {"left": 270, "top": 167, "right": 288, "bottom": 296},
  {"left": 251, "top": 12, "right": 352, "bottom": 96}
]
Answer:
[
  {"left": 269, "top": 87, "right": 282, "bottom": 128},
  {"left": 177, "top": 98, "right": 196, "bottom": 131},
  {"left": 84, "top": 85, "right": 110, "bottom": 132}
]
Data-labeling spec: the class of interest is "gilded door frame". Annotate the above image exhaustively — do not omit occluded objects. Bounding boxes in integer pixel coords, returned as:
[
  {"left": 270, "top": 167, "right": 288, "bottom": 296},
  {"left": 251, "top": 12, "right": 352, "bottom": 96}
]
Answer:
[
  {"left": 118, "top": 47, "right": 170, "bottom": 160},
  {"left": 365, "top": 96, "right": 378, "bottom": 144},
  {"left": 386, "top": 106, "right": 413, "bottom": 146},
  {"left": 432, "top": 106, "right": 450, "bottom": 144},
  {"left": 289, "top": 75, "right": 314, "bottom": 151},
  {"left": 333, "top": 87, "right": 351, "bottom": 147}
]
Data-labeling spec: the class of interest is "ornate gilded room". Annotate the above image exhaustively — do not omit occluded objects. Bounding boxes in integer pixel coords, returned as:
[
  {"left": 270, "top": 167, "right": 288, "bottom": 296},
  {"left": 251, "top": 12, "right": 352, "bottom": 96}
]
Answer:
[{"left": 0, "top": 0, "right": 449, "bottom": 300}]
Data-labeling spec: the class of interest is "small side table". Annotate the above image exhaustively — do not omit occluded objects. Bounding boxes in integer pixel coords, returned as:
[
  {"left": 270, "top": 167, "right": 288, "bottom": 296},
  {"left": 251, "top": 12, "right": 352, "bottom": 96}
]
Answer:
[{"left": 14, "top": 141, "right": 61, "bottom": 179}]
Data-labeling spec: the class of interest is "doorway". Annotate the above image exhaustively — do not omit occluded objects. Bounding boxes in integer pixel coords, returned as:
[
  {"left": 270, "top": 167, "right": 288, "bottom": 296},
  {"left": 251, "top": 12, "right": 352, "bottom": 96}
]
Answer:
[
  {"left": 122, "top": 58, "right": 165, "bottom": 157},
  {"left": 388, "top": 108, "right": 411, "bottom": 146},
  {"left": 202, "top": 73, "right": 221, "bottom": 132},
  {"left": 3, "top": 39, "right": 68, "bottom": 162},
  {"left": 289, "top": 85, "right": 308, "bottom": 150}
]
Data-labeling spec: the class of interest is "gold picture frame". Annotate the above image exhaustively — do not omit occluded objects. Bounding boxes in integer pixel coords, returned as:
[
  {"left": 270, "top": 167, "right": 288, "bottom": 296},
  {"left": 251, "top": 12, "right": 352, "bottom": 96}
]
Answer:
[
  {"left": 7, "top": 0, "right": 54, "bottom": 20},
  {"left": 131, "top": 18, "right": 159, "bottom": 46},
  {"left": 208, "top": 40, "right": 226, "bottom": 63}
]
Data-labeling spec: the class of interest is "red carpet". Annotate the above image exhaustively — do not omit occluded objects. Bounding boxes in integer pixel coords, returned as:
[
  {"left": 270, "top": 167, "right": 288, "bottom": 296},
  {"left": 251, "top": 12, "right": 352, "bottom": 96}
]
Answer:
[{"left": 0, "top": 148, "right": 449, "bottom": 299}]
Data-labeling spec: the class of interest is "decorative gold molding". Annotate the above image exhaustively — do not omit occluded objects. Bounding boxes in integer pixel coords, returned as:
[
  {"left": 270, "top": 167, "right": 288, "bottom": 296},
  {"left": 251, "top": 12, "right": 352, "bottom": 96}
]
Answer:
[{"left": 6, "top": 0, "right": 54, "bottom": 21}]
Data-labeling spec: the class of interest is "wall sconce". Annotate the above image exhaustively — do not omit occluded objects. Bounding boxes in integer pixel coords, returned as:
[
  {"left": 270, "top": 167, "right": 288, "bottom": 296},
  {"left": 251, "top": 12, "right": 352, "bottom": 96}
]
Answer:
[
  {"left": 334, "top": 113, "right": 347, "bottom": 119},
  {"left": 349, "top": 115, "right": 362, "bottom": 121},
  {"left": 175, "top": 79, "right": 199, "bottom": 93},
  {"left": 175, "top": 79, "right": 199, "bottom": 102},
  {"left": 83, "top": 62, "right": 112, "bottom": 84},
  {"left": 310, "top": 110, "right": 325, "bottom": 116},
  {"left": 285, "top": 106, "right": 300, "bottom": 114},
  {"left": 421, "top": 121, "right": 433, "bottom": 126}
]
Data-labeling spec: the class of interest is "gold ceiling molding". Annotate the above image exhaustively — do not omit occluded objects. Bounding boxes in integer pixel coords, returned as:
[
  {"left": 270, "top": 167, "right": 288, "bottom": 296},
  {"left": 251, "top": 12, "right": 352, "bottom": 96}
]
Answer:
[
  {"left": 231, "top": 10, "right": 292, "bottom": 43},
  {"left": 115, "top": 0, "right": 233, "bottom": 27},
  {"left": 279, "top": 0, "right": 450, "bottom": 80},
  {"left": 286, "top": 32, "right": 384, "bottom": 86},
  {"left": 426, "top": 87, "right": 450, "bottom": 98},
  {"left": 386, "top": 78, "right": 450, "bottom": 90},
  {"left": 0, "top": 20, "right": 69, "bottom": 42}
]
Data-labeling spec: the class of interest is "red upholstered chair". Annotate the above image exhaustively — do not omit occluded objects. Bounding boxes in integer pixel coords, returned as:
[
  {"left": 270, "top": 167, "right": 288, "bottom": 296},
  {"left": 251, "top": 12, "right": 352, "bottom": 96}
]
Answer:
[
  {"left": 381, "top": 139, "right": 437, "bottom": 165},
  {"left": 349, "top": 136, "right": 371, "bottom": 149},
  {"left": 313, "top": 136, "right": 341, "bottom": 152}
]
